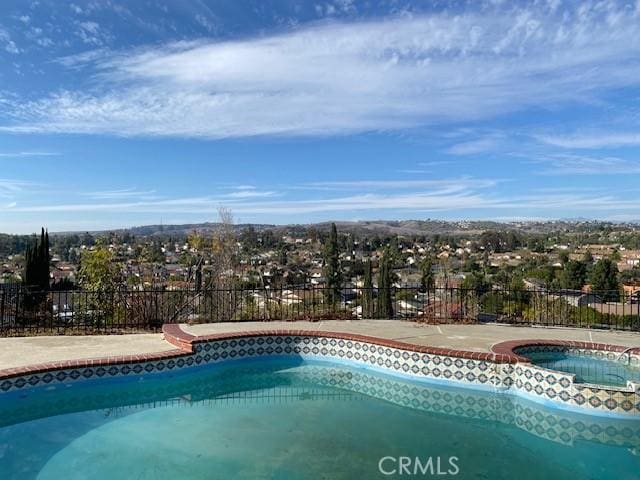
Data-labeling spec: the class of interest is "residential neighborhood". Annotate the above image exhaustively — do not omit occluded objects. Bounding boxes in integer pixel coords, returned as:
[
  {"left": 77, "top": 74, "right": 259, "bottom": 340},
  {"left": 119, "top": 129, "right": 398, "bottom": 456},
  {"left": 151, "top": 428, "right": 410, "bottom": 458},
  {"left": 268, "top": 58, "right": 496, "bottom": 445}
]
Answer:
[{"left": 2, "top": 220, "right": 640, "bottom": 324}]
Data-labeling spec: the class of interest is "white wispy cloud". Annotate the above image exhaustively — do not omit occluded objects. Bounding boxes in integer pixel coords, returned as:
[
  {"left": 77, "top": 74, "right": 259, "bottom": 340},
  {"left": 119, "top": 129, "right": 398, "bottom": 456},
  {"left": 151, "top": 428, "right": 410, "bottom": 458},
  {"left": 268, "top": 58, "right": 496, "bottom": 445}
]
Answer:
[
  {"left": 3, "top": 2, "right": 640, "bottom": 138},
  {"left": 7, "top": 188, "right": 640, "bottom": 217},
  {"left": 444, "top": 137, "right": 500, "bottom": 155},
  {"left": 0, "top": 27, "right": 19, "bottom": 54},
  {"left": 0, "top": 192, "right": 498, "bottom": 215},
  {"left": 5, "top": 176, "right": 638, "bottom": 217},
  {"left": 75, "top": 21, "right": 110, "bottom": 46},
  {"left": 69, "top": 4, "right": 84, "bottom": 15},
  {"left": 418, "top": 161, "right": 452, "bottom": 167},
  {"left": 223, "top": 185, "right": 279, "bottom": 198},
  {"left": 224, "top": 190, "right": 277, "bottom": 199},
  {"left": 85, "top": 188, "right": 157, "bottom": 200},
  {"left": 0, "top": 151, "right": 60, "bottom": 157},
  {"left": 5, "top": 173, "right": 640, "bottom": 230},
  {"left": 0, "top": 176, "right": 501, "bottom": 213},
  {"left": 537, "top": 132, "right": 640, "bottom": 149},
  {"left": 0, "top": 179, "right": 34, "bottom": 197},
  {"left": 51, "top": 48, "right": 110, "bottom": 69},
  {"left": 533, "top": 153, "right": 640, "bottom": 175},
  {"left": 397, "top": 161, "right": 453, "bottom": 174},
  {"left": 308, "top": 178, "right": 498, "bottom": 191}
]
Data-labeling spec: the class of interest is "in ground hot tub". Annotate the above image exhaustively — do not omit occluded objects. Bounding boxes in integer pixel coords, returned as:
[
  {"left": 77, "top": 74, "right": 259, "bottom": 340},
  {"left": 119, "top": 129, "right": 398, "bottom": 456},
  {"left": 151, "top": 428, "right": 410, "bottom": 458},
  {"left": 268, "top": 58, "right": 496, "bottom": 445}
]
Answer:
[
  {"left": 492, "top": 340, "right": 640, "bottom": 415},
  {"left": 516, "top": 346, "right": 640, "bottom": 387}
]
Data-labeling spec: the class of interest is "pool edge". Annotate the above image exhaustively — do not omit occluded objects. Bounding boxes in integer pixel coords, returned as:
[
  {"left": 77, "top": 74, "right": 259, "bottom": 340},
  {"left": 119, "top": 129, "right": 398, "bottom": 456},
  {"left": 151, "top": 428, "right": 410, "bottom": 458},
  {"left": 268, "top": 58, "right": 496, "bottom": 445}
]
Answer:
[{"left": 0, "top": 324, "right": 638, "bottom": 418}]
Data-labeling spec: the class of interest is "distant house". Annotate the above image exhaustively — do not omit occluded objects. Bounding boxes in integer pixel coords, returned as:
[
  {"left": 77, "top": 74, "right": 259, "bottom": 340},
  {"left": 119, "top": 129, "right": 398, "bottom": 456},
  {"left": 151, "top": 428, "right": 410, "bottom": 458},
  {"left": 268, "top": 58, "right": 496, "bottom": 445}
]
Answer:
[
  {"left": 50, "top": 268, "right": 75, "bottom": 283},
  {"left": 555, "top": 289, "right": 602, "bottom": 307},
  {"left": 420, "top": 301, "right": 465, "bottom": 322},
  {"left": 310, "top": 270, "right": 324, "bottom": 285},
  {"left": 248, "top": 291, "right": 269, "bottom": 308},
  {"left": 167, "top": 280, "right": 191, "bottom": 291},
  {"left": 279, "top": 290, "right": 302, "bottom": 306},
  {"left": 523, "top": 278, "right": 546, "bottom": 291},
  {"left": 623, "top": 282, "right": 640, "bottom": 297},
  {"left": 395, "top": 299, "right": 424, "bottom": 318},
  {"left": 435, "top": 274, "right": 464, "bottom": 289},
  {"left": 340, "top": 285, "right": 358, "bottom": 303}
]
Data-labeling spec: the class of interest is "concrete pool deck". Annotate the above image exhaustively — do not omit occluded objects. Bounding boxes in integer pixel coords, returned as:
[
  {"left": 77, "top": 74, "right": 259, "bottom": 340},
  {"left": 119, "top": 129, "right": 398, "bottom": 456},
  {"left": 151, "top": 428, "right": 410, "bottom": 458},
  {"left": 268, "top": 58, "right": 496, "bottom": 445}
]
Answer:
[
  {"left": 0, "top": 333, "right": 171, "bottom": 370},
  {"left": 2, "top": 321, "right": 640, "bottom": 370}
]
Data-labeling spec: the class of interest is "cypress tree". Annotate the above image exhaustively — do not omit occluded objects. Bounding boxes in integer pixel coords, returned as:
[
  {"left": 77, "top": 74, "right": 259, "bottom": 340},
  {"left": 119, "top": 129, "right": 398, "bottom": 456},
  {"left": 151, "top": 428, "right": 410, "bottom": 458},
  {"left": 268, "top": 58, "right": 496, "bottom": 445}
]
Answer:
[
  {"left": 40, "top": 228, "right": 50, "bottom": 290},
  {"left": 323, "top": 223, "right": 342, "bottom": 305},
  {"left": 23, "top": 227, "right": 50, "bottom": 290},
  {"left": 23, "top": 244, "right": 32, "bottom": 286},
  {"left": 420, "top": 256, "right": 435, "bottom": 292},
  {"left": 362, "top": 260, "right": 373, "bottom": 318},
  {"left": 38, "top": 228, "right": 45, "bottom": 289},
  {"left": 377, "top": 249, "right": 394, "bottom": 318}
]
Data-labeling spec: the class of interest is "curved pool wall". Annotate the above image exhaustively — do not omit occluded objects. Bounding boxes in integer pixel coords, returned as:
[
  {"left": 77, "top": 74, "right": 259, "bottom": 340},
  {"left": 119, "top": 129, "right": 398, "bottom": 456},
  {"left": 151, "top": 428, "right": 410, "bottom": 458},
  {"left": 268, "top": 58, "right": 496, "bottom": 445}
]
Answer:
[
  {"left": 1, "top": 360, "right": 638, "bottom": 452},
  {"left": 0, "top": 325, "right": 639, "bottom": 418}
]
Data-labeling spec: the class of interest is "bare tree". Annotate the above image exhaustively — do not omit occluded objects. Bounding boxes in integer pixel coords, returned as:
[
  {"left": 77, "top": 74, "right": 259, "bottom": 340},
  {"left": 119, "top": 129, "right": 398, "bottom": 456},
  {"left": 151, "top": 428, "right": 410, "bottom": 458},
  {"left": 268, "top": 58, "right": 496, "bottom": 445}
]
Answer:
[
  {"left": 203, "top": 208, "right": 239, "bottom": 321},
  {"left": 207, "top": 207, "right": 236, "bottom": 290},
  {"left": 167, "top": 208, "right": 239, "bottom": 323}
]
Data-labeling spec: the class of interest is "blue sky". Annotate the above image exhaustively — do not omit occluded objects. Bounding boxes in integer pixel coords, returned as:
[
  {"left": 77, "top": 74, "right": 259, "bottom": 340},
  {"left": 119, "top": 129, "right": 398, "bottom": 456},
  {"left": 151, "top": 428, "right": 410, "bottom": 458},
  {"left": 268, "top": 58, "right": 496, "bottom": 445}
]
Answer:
[{"left": 1, "top": 0, "right": 640, "bottom": 233}]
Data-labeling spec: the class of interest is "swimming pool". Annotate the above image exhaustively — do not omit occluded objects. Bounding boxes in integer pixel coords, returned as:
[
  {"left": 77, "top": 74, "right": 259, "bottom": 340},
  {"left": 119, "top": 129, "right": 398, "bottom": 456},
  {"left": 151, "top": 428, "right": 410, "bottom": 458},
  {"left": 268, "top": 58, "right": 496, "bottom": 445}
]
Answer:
[
  {"left": 522, "top": 350, "right": 640, "bottom": 387},
  {"left": 0, "top": 358, "right": 638, "bottom": 480}
]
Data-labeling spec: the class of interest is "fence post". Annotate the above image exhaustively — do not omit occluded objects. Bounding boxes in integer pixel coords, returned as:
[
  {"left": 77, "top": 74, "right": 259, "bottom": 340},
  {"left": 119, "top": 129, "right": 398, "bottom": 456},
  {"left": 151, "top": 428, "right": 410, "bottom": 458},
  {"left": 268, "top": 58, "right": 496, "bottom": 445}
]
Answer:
[
  {"left": 0, "top": 288, "right": 4, "bottom": 333},
  {"left": 16, "top": 287, "right": 21, "bottom": 335}
]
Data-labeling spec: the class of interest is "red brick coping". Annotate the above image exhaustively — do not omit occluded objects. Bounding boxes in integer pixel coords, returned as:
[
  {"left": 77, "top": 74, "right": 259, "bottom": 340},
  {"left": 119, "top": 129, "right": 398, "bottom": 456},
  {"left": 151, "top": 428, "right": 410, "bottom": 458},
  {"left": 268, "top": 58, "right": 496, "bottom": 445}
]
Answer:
[
  {"left": 161, "top": 323, "right": 519, "bottom": 363},
  {"left": 0, "top": 348, "right": 188, "bottom": 382},
  {"left": 0, "top": 324, "right": 522, "bottom": 382},
  {"left": 492, "top": 339, "right": 640, "bottom": 362},
  {"left": 3, "top": 326, "right": 639, "bottom": 383}
]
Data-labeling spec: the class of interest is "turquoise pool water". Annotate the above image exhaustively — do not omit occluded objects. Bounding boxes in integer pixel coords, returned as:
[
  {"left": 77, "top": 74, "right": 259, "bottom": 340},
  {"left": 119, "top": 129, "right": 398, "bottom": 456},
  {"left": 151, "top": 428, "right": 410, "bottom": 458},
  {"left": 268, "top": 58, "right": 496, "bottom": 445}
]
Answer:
[
  {"left": 0, "top": 359, "right": 638, "bottom": 479},
  {"left": 523, "top": 351, "right": 640, "bottom": 387}
]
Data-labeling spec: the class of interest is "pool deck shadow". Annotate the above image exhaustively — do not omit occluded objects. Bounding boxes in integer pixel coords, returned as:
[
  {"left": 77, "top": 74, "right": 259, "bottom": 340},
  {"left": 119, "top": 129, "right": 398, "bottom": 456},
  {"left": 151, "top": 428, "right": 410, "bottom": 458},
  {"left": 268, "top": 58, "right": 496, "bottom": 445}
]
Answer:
[{"left": 1, "top": 320, "right": 640, "bottom": 371}]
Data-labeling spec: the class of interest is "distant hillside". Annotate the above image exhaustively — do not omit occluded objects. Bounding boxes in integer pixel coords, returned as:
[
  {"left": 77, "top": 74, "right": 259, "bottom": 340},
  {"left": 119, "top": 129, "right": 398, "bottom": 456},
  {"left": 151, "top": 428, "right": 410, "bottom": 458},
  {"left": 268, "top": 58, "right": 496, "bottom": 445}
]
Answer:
[
  {"left": 310, "top": 220, "right": 507, "bottom": 236},
  {"left": 50, "top": 219, "right": 640, "bottom": 238},
  {"left": 116, "top": 222, "right": 277, "bottom": 237}
]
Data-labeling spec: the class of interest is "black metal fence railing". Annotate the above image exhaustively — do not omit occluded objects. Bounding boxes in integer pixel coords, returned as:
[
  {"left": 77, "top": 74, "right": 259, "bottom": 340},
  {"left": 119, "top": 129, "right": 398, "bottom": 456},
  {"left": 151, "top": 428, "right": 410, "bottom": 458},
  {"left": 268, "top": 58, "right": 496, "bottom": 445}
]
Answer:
[{"left": 0, "top": 285, "right": 639, "bottom": 335}]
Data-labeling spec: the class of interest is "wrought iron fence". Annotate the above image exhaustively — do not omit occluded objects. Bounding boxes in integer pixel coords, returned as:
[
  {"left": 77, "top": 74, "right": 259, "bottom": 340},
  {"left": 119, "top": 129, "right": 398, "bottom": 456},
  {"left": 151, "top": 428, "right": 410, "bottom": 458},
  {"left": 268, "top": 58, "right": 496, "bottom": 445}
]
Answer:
[{"left": 0, "top": 284, "right": 639, "bottom": 335}]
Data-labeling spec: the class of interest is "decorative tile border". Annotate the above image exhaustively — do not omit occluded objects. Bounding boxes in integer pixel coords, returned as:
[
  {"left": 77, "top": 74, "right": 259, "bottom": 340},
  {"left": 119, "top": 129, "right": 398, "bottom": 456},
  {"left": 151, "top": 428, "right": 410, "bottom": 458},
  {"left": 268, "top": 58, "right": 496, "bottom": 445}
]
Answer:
[
  {"left": 0, "top": 326, "right": 638, "bottom": 417},
  {"left": 163, "top": 324, "right": 518, "bottom": 363}
]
